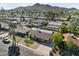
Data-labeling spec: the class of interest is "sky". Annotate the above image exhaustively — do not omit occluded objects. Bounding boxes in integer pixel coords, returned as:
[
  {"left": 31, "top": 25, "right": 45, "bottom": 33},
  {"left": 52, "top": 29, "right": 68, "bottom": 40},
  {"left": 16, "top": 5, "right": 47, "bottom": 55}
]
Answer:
[{"left": 0, "top": 3, "right": 79, "bottom": 10}]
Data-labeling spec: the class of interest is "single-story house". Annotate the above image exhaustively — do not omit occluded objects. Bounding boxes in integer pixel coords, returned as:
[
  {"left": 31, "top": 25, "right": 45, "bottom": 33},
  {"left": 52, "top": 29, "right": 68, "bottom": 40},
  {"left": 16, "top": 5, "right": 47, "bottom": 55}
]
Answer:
[
  {"left": 47, "top": 21, "right": 62, "bottom": 31},
  {"left": 15, "top": 26, "right": 31, "bottom": 37},
  {"left": 54, "top": 18, "right": 67, "bottom": 22},
  {"left": 29, "top": 28, "right": 53, "bottom": 41},
  {"left": 0, "top": 22, "right": 9, "bottom": 29},
  {"left": 32, "top": 19, "right": 46, "bottom": 27},
  {"left": 20, "top": 16, "right": 31, "bottom": 21},
  {"left": 36, "top": 16, "right": 47, "bottom": 19}
]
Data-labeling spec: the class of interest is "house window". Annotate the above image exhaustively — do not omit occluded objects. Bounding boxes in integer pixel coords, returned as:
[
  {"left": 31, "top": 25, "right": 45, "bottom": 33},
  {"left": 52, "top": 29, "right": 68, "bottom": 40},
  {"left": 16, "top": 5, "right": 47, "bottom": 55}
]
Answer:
[{"left": 34, "top": 36, "right": 36, "bottom": 39}]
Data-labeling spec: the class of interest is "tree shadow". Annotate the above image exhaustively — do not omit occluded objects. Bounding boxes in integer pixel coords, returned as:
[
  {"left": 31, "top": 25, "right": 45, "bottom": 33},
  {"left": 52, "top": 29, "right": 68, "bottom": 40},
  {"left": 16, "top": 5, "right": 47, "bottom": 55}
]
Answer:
[{"left": 8, "top": 45, "right": 20, "bottom": 56}]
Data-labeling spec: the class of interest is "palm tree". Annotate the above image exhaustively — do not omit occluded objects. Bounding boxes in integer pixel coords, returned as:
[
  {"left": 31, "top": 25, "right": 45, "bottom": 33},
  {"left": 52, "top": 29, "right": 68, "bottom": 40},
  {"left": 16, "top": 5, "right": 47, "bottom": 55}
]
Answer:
[
  {"left": 8, "top": 11, "right": 20, "bottom": 55},
  {"left": 9, "top": 22, "right": 17, "bottom": 46},
  {"left": 7, "top": 10, "right": 20, "bottom": 56},
  {"left": 8, "top": 22, "right": 20, "bottom": 56}
]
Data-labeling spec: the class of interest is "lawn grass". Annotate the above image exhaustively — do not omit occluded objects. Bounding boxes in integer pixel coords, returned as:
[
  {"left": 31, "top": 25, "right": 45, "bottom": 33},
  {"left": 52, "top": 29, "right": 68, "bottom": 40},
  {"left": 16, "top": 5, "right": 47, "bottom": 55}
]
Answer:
[
  {"left": 7, "top": 34, "right": 34, "bottom": 46},
  {"left": 24, "top": 38, "right": 34, "bottom": 46},
  {"left": 7, "top": 34, "right": 24, "bottom": 42}
]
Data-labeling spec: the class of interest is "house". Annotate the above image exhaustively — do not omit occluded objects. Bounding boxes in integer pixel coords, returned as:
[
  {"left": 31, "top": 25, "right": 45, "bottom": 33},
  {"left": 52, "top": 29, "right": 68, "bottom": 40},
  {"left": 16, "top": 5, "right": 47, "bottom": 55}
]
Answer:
[
  {"left": 20, "top": 16, "right": 31, "bottom": 22},
  {"left": 0, "top": 22, "right": 9, "bottom": 32},
  {"left": 54, "top": 18, "right": 67, "bottom": 22},
  {"left": 69, "top": 16, "right": 75, "bottom": 22},
  {"left": 47, "top": 21, "right": 62, "bottom": 31},
  {"left": 15, "top": 26, "right": 31, "bottom": 37},
  {"left": 29, "top": 28, "right": 53, "bottom": 41},
  {"left": 0, "top": 22, "right": 9, "bottom": 29},
  {"left": 69, "top": 16, "right": 79, "bottom": 23},
  {"left": 32, "top": 19, "right": 46, "bottom": 27},
  {"left": 0, "top": 16, "right": 20, "bottom": 23},
  {"left": 36, "top": 16, "right": 47, "bottom": 20}
]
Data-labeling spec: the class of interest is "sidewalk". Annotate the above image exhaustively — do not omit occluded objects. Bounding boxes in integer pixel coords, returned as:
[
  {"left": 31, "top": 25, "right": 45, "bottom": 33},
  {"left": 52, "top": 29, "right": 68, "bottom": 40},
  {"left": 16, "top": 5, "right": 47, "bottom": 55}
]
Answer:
[
  {"left": 18, "top": 43, "right": 52, "bottom": 56},
  {"left": 35, "top": 44, "right": 52, "bottom": 56},
  {"left": 19, "top": 39, "right": 52, "bottom": 56}
]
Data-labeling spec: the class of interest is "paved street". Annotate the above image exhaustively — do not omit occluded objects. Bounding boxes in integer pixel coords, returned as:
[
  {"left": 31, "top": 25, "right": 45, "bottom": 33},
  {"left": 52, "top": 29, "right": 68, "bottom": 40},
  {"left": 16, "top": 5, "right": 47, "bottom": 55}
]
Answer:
[{"left": 0, "top": 37, "right": 40, "bottom": 56}]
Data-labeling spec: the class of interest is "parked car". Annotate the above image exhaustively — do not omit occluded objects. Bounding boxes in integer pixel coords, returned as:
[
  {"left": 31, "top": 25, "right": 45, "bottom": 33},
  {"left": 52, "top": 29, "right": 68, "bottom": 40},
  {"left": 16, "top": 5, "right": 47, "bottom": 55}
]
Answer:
[{"left": 2, "top": 38, "right": 10, "bottom": 44}]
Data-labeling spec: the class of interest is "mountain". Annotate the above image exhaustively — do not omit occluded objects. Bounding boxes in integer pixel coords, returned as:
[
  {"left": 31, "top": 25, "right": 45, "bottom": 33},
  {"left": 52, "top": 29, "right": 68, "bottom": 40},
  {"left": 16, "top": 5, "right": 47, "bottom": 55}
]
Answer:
[
  {"left": 14, "top": 3, "right": 79, "bottom": 13},
  {"left": 0, "top": 3, "right": 79, "bottom": 17}
]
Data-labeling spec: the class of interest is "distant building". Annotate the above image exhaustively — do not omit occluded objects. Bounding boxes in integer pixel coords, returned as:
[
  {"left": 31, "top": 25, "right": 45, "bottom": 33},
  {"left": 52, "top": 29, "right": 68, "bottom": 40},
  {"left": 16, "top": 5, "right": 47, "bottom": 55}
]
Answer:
[
  {"left": 36, "top": 16, "right": 47, "bottom": 19},
  {"left": 69, "top": 16, "right": 79, "bottom": 23},
  {"left": 54, "top": 18, "right": 67, "bottom": 22},
  {"left": 20, "top": 16, "right": 31, "bottom": 22},
  {"left": 47, "top": 21, "right": 62, "bottom": 31},
  {"left": 32, "top": 19, "right": 46, "bottom": 27},
  {"left": 29, "top": 28, "right": 53, "bottom": 41},
  {"left": 0, "top": 22, "right": 9, "bottom": 29},
  {"left": 0, "top": 16, "right": 20, "bottom": 23}
]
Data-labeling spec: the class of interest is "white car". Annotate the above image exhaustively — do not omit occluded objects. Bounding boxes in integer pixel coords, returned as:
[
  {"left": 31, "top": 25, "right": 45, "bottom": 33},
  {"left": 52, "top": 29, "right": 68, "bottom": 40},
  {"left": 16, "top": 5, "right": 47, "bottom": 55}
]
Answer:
[{"left": 2, "top": 38, "right": 10, "bottom": 44}]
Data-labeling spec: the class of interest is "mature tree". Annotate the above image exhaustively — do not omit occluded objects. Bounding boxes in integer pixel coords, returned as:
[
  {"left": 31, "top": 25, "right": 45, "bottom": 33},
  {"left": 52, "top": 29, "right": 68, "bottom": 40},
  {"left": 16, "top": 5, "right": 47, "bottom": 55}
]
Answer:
[
  {"left": 72, "top": 19, "right": 79, "bottom": 35},
  {"left": 50, "top": 31, "right": 79, "bottom": 56},
  {"left": 59, "top": 23, "right": 67, "bottom": 33},
  {"left": 50, "top": 37, "right": 79, "bottom": 56},
  {"left": 65, "top": 39, "right": 79, "bottom": 55},
  {"left": 45, "top": 11, "right": 55, "bottom": 20},
  {"left": 65, "top": 39, "right": 74, "bottom": 49},
  {"left": 52, "top": 32, "right": 63, "bottom": 47},
  {"left": 66, "top": 15, "right": 71, "bottom": 21},
  {"left": 49, "top": 32, "right": 63, "bottom": 56},
  {"left": 76, "top": 26, "right": 79, "bottom": 34},
  {"left": 67, "top": 24, "right": 74, "bottom": 33},
  {"left": 10, "top": 11, "right": 16, "bottom": 18}
]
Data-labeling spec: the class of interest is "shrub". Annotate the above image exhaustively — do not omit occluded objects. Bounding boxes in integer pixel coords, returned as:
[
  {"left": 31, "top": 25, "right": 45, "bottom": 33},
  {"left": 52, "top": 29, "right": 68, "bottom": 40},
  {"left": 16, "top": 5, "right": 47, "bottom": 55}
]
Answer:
[{"left": 24, "top": 38, "right": 34, "bottom": 46}]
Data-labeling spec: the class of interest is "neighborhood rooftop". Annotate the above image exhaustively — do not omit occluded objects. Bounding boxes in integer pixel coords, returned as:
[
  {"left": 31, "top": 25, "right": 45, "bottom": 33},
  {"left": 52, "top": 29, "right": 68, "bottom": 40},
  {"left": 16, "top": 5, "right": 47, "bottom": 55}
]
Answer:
[
  {"left": 32, "top": 28, "right": 53, "bottom": 34},
  {"left": 48, "top": 21, "right": 62, "bottom": 26}
]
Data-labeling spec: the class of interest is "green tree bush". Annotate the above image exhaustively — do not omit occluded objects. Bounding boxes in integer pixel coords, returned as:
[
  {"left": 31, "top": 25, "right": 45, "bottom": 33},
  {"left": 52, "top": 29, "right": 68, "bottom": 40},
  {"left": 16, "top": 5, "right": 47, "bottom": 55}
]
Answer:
[{"left": 52, "top": 32, "right": 63, "bottom": 47}]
